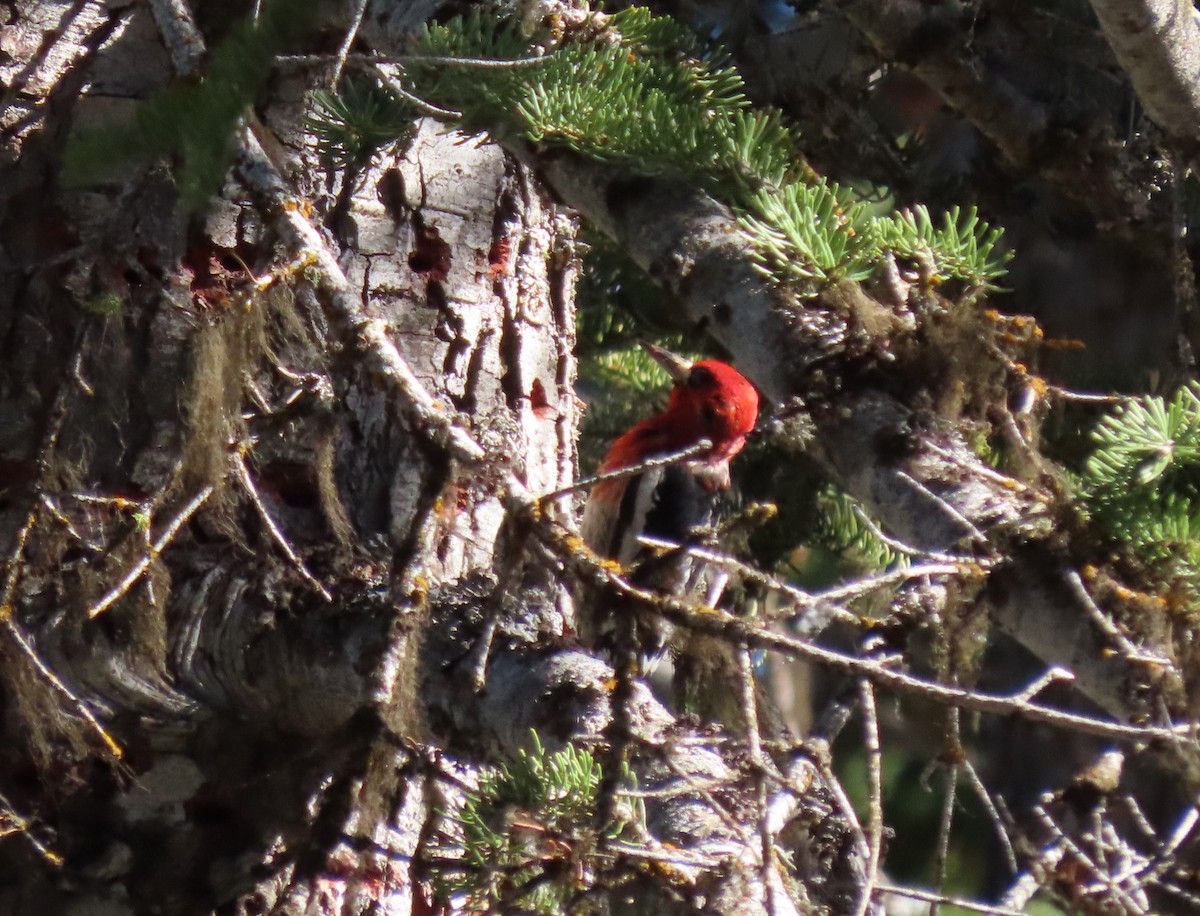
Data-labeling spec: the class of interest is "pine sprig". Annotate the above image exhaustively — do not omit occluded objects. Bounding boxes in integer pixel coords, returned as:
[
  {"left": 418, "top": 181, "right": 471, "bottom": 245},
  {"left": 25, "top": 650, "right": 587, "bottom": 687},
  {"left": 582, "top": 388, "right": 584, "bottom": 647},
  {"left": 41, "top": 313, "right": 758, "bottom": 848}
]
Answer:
[
  {"left": 307, "top": 78, "right": 415, "bottom": 169},
  {"left": 1086, "top": 385, "right": 1200, "bottom": 491},
  {"left": 1081, "top": 384, "right": 1200, "bottom": 586},
  {"left": 434, "top": 731, "right": 617, "bottom": 915},
  {"left": 814, "top": 486, "right": 909, "bottom": 571},
  {"left": 873, "top": 205, "right": 1012, "bottom": 290},
  {"left": 740, "top": 181, "right": 877, "bottom": 285}
]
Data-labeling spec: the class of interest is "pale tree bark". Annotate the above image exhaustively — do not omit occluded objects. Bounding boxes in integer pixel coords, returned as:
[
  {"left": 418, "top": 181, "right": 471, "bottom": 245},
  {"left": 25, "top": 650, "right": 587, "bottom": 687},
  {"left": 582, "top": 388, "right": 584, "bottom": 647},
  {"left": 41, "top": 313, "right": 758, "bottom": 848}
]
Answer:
[{"left": 0, "top": 0, "right": 578, "bottom": 911}]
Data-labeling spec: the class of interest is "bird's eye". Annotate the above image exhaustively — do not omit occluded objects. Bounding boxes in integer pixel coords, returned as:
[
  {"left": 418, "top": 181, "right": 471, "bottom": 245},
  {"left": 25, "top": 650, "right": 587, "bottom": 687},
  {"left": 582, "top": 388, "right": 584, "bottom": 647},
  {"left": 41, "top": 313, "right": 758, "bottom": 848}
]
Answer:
[{"left": 688, "top": 365, "right": 714, "bottom": 388}]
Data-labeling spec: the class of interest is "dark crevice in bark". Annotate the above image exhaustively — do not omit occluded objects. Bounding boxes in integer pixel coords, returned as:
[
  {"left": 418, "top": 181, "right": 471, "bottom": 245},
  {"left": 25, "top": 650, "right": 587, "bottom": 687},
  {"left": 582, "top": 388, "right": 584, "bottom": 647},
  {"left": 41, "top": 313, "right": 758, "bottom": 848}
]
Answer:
[{"left": 498, "top": 284, "right": 525, "bottom": 413}]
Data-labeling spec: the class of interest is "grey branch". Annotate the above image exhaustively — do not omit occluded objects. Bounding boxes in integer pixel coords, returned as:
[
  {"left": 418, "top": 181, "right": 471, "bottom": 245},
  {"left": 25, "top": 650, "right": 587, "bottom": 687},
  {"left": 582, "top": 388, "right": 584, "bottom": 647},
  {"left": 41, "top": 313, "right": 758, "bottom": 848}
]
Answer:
[{"left": 1089, "top": 0, "right": 1200, "bottom": 148}]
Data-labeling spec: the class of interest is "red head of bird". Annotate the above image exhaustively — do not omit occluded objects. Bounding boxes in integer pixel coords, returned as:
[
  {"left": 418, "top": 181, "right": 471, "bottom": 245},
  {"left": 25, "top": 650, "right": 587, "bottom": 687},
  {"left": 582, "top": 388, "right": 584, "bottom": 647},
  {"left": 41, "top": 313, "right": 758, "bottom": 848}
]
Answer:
[
  {"left": 583, "top": 345, "right": 759, "bottom": 566},
  {"left": 596, "top": 343, "right": 759, "bottom": 491}
]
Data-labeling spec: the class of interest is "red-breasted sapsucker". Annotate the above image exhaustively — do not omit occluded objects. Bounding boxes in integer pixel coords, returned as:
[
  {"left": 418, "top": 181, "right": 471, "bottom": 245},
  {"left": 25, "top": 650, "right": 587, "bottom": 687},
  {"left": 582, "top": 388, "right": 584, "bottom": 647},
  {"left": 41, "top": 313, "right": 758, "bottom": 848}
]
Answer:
[{"left": 578, "top": 344, "right": 759, "bottom": 659}]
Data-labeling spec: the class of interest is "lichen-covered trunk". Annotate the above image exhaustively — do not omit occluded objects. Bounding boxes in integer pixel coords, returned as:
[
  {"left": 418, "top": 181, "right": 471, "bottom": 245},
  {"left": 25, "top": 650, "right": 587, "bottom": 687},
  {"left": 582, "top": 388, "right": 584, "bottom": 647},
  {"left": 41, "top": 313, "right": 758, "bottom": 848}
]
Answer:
[{"left": 0, "top": 3, "right": 576, "bottom": 911}]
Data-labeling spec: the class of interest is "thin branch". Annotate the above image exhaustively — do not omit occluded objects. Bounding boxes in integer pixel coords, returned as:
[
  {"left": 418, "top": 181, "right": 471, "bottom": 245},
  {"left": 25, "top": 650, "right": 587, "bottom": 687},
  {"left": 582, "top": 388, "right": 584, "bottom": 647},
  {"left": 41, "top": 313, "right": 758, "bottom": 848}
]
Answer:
[
  {"left": 235, "top": 128, "right": 485, "bottom": 467},
  {"left": 1011, "top": 666, "right": 1075, "bottom": 704},
  {"left": 538, "top": 439, "right": 713, "bottom": 503},
  {"left": 87, "top": 486, "right": 214, "bottom": 619},
  {"left": 931, "top": 707, "right": 961, "bottom": 916},
  {"left": 330, "top": 0, "right": 369, "bottom": 87},
  {"left": 961, "top": 757, "right": 1019, "bottom": 875},
  {"left": 1088, "top": 0, "right": 1200, "bottom": 147},
  {"left": 813, "top": 560, "right": 978, "bottom": 605},
  {"left": 853, "top": 679, "right": 882, "bottom": 916},
  {"left": 394, "top": 53, "right": 549, "bottom": 69},
  {"left": 1138, "top": 800, "right": 1200, "bottom": 882},
  {"left": 850, "top": 503, "right": 969, "bottom": 563},
  {"left": 737, "top": 646, "right": 780, "bottom": 916},
  {"left": 635, "top": 533, "right": 859, "bottom": 630},
  {"left": 0, "top": 789, "right": 62, "bottom": 866},
  {"left": 1030, "top": 802, "right": 1149, "bottom": 913},
  {"left": 376, "top": 70, "right": 463, "bottom": 119},
  {"left": 0, "top": 619, "right": 124, "bottom": 759},
  {"left": 816, "top": 750, "right": 871, "bottom": 868},
  {"left": 555, "top": 533, "right": 1175, "bottom": 742},
  {"left": 875, "top": 883, "right": 1027, "bottom": 916},
  {"left": 232, "top": 452, "right": 332, "bottom": 602},
  {"left": 895, "top": 470, "right": 987, "bottom": 544},
  {"left": 0, "top": 339, "right": 124, "bottom": 759},
  {"left": 1064, "top": 569, "right": 1170, "bottom": 667}
]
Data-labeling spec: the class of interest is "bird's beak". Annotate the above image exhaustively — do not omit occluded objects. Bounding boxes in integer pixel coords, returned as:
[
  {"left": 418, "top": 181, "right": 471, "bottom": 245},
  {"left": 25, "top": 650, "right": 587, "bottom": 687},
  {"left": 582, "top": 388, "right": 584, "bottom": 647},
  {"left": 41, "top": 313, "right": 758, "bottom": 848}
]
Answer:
[{"left": 640, "top": 341, "right": 692, "bottom": 383}]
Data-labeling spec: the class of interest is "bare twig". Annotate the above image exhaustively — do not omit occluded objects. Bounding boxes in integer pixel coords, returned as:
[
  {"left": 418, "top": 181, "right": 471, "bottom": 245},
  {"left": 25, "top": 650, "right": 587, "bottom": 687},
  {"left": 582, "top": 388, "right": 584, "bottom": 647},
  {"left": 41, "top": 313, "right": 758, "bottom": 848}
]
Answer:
[
  {"left": 0, "top": 789, "right": 62, "bottom": 866},
  {"left": 395, "top": 53, "right": 549, "bottom": 69},
  {"left": 1137, "top": 800, "right": 1200, "bottom": 882},
  {"left": 854, "top": 679, "right": 882, "bottom": 916},
  {"left": 1011, "top": 666, "right": 1075, "bottom": 704},
  {"left": 961, "top": 758, "right": 1019, "bottom": 875},
  {"left": 236, "top": 128, "right": 485, "bottom": 467},
  {"left": 1065, "top": 569, "right": 1171, "bottom": 667},
  {"left": 737, "top": 646, "right": 779, "bottom": 916},
  {"left": 0, "top": 340, "right": 124, "bottom": 759},
  {"left": 560, "top": 541, "right": 1175, "bottom": 742},
  {"left": 232, "top": 452, "right": 332, "bottom": 602},
  {"left": 37, "top": 494, "right": 95, "bottom": 550},
  {"left": 87, "top": 487, "right": 214, "bottom": 619},
  {"left": 538, "top": 439, "right": 713, "bottom": 503},
  {"left": 331, "top": 0, "right": 369, "bottom": 87},
  {"left": 376, "top": 70, "right": 464, "bottom": 119},
  {"left": 931, "top": 708, "right": 961, "bottom": 916},
  {"left": 850, "top": 502, "right": 970, "bottom": 563},
  {"left": 636, "top": 533, "right": 860, "bottom": 630},
  {"left": 1030, "top": 802, "right": 1149, "bottom": 913},
  {"left": 892, "top": 471, "right": 987, "bottom": 545},
  {"left": 876, "top": 883, "right": 1027, "bottom": 916},
  {"left": 815, "top": 560, "right": 976, "bottom": 604}
]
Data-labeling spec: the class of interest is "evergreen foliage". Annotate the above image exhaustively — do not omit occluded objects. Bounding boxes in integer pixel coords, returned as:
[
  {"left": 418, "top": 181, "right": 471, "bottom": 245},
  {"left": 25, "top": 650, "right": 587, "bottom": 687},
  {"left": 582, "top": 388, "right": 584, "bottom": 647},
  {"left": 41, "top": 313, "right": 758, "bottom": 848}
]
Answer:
[
  {"left": 814, "top": 486, "right": 910, "bottom": 571},
  {"left": 873, "top": 205, "right": 1012, "bottom": 289},
  {"left": 1081, "top": 383, "right": 1200, "bottom": 586},
  {"left": 741, "top": 181, "right": 877, "bottom": 285},
  {"left": 307, "top": 78, "right": 415, "bottom": 170},
  {"left": 393, "top": 6, "right": 1011, "bottom": 293},
  {"left": 435, "top": 731, "right": 623, "bottom": 914}
]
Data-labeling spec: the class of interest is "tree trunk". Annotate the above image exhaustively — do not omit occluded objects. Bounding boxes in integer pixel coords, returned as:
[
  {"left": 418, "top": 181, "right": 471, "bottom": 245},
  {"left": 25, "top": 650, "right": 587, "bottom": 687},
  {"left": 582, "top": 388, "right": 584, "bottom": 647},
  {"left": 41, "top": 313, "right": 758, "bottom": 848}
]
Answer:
[{"left": 0, "top": 1, "right": 581, "bottom": 910}]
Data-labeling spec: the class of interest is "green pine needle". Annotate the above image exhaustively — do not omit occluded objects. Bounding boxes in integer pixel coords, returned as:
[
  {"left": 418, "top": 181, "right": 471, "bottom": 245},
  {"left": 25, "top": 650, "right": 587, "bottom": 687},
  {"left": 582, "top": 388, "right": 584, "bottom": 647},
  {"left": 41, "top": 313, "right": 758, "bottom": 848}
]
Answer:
[
  {"left": 1081, "top": 383, "right": 1200, "bottom": 590},
  {"left": 739, "top": 181, "right": 877, "bottom": 286},
  {"left": 814, "top": 486, "right": 909, "bottom": 571},
  {"left": 307, "top": 78, "right": 415, "bottom": 169},
  {"left": 873, "top": 205, "right": 1012, "bottom": 290},
  {"left": 433, "top": 731, "right": 620, "bottom": 915},
  {"left": 404, "top": 7, "right": 1011, "bottom": 296},
  {"left": 64, "top": 0, "right": 319, "bottom": 210}
]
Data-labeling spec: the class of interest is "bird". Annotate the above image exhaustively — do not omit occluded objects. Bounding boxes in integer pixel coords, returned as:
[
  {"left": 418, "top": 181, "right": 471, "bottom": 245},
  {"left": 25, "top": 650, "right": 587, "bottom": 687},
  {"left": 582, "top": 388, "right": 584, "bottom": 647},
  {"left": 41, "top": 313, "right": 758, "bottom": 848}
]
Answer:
[{"left": 577, "top": 343, "right": 759, "bottom": 662}]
